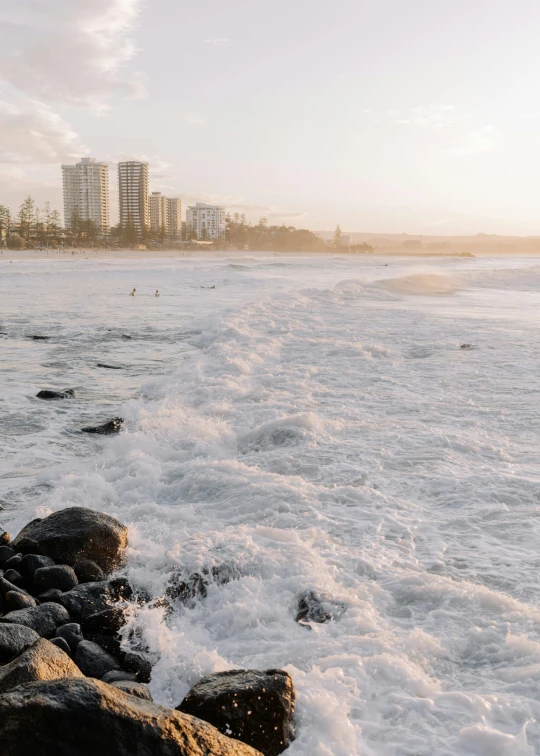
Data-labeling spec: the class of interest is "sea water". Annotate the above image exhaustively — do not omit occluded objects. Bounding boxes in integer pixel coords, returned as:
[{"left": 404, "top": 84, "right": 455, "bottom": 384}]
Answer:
[{"left": 1, "top": 252, "right": 540, "bottom": 755}]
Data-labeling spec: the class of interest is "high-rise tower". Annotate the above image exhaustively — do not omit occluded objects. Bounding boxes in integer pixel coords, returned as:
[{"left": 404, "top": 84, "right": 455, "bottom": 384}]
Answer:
[
  {"left": 118, "top": 161, "right": 149, "bottom": 236},
  {"left": 61, "top": 158, "right": 110, "bottom": 233}
]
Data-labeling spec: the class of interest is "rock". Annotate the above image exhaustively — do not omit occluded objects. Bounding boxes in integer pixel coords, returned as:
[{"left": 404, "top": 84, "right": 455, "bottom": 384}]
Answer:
[
  {"left": 0, "top": 577, "right": 32, "bottom": 598},
  {"left": 111, "top": 680, "right": 153, "bottom": 701},
  {"left": 3, "top": 569, "right": 24, "bottom": 587},
  {"left": 34, "top": 564, "right": 78, "bottom": 592},
  {"left": 75, "top": 639, "right": 120, "bottom": 678},
  {"left": 177, "top": 669, "right": 295, "bottom": 756},
  {"left": 37, "top": 588, "right": 63, "bottom": 603},
  {"left": 36, "top": 389, "right": 75, "bottom": 400},
  {"left": 50, "top": 637, "right": 72, "bottom": 656},
  {"left": 19, "top": 554, "right": 55, "bottom": 579},
  {"left": 58, "top": 578, "right": 132, "bottom": 620},
  {"left": 4, "top": 554, "right": 23, "bottom": 570},
  {"left": 90, "top": 632, "right": 122, "bottom": 658},
  {"left": 0, "top": 624, "right": 40, "bottom": 663},
  {"left": 295, "top": 590, "right": 346, "bottom": 627},
  {"left": 5, "top": 591, "right": 37, "bottom": 611},
  {"left": 12, "top": 507, "right": 128, "bottom": 573},
  {"left": 0, "top": 546, "right": 15, "bottom": 567},
  {"left": 122, "top": 651, "right": 152, "bottom": 683},
  {"left": 0, "top": 602, "right": 70, "bottom": 637},
  {"left": 55, "top": 623, "right": 83, "bottom": 654},
  {"left": 0, "top": 532, "right": 10, "bottom": 546},
  {"left": 101, "top": 670, "right": 138, "bottom": 683},
  {"left": 81, "top": 607, "right": 127, "bottom": 636},
  {"left": 74, "top": 559, "right": 104, "bottom": 583},
  {"left": 166, "top": 564, "right": 240, "bottom": 603},
  {"left": 0, "top": 678, "right": 263, "bottom": 756},
  {"left": 81, "top": 417, "right": 124, "bottom": 435},
  {"left": 0, "top": 638, "right": 84, "bottom": 694}
]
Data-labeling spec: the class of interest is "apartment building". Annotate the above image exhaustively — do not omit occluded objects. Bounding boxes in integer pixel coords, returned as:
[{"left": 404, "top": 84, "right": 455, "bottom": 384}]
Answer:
[
  {"left": 167, "top": 198, "right": 183, "bottom": 239},
  {"left": 118, "top": 161, "right": 150, "bottom": 235},
  {"left": 61, "top": 158, "right": 110, "bottom": 233},
  {"left": 186, "top": 203, "right": 225, "bottom": 240},
  {"left": 149, "top": 192, "right": 169, "bottom": 234}
]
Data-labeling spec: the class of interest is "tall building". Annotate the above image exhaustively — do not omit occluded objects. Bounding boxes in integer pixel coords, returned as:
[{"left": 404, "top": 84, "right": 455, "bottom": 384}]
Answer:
[
  {"left": 61, "top": 158, "right": 110, "bottom": 233},
  {"left": 149, "top": 192, "right": 169, "bottom": 234},
  {"left": 167, "top": 198, "right": 182, "bottom": 239},
  {"left": 118, "top": 161, "right": 149, "bottom": 235},
  {"left": 186, "top": 203, "right": 225, "bottom": 240}
]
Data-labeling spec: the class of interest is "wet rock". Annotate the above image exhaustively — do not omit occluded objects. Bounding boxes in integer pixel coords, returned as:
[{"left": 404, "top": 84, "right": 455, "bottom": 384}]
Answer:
[
  {"left": 90, "top": 632, "right": 122, "bottom": 658},
  {"left": 0, "top": 602, "right": 70, "bottom": 637},
  {"left": 0, "top": 546, "right": 15, "bottom": 567},
  {"left": 19, "top": 553, "right": 55, "bottom": 580},
  {"left": 36, "top": 389, "right": 75, "bottom": 400},
  {"left": 58, "top": 578, "right": 132, "bottom": 620},
  {"left": 0, "top": 678, "right": 262, "bottom": 756},
  {"left": 12, "top": 506, "right": 128, "bottom": 573},
  {"left": 74, "top": 559, "right": 104, "bottom": 583},
  {"left": 177, "top": 669, "right": 295, "bottom": 756},
  {"left": 0, "top": 624, "right": 40, "bottom": 663},
  {"left": 5, "top": 591, "right": 37, "bottom": 612},
  {"left": 81, "top": 607, "right": 127, "bottom": 636},
  {"left": 295, "top": 590, "right": 346, "bottom": 627},
  {"left": 34, "top": 564, "right": 78, "bottom": 593},
  {"left": 49, "top": 636, "right": 72, "bottom": 656},
  {"left": 75, "top": 639, "right": 120, "bottom": 678},
  {"left": 111, "top": 680, "right": 153, "bottom": 701},
  {"left": 55, "top": 623, "right": 83, "bottom": 654},
  {"left": 101, "top": 670, "right": 138, "bottom": 683},
  {"left": 0, "top": 638, "right": 84, "bottom": 694},
  {"left": 37, "top": 588, "right": 63, "bottom": 603},
  {"left": 122, "top": 651, "right": 152, "bottom": 683},
  {"left": 4, "top": 569, "right": 24, "bottom": 588},
  {"left": 0, "top": 577, "right": 33, "bottom": 599},
  {"left": 81, "top": 417, "right": 124, "bottom": 435},
  {"left": 4, "top": 554, "right": 23, "bottom": 570},
  {"left": 166, "top": 564, "right": 240, "bottom": 604}
]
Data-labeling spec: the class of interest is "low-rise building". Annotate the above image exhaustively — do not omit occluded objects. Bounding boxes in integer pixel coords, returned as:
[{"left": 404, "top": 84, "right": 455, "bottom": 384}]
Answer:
[{"left": 186, "top": 203, "right": 225, "bottom": 240}]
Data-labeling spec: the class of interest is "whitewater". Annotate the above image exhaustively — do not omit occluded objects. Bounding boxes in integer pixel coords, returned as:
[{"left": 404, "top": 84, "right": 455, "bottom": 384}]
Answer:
[{"left": 1, "top": 252, "right": 540, "bottom": 755}]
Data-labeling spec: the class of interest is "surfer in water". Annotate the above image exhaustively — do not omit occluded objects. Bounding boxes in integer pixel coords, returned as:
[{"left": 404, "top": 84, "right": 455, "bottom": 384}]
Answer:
[
  {"left": 155, "top": 290, "right": 160, "bottom": 297},
  {"left": 130, "top": 288, "right": 136, "bottom": 296}
]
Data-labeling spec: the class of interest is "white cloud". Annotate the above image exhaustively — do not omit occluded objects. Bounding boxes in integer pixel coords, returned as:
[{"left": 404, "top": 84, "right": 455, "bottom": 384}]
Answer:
[{"left": 449, "top": 126, "right": 499, "bottom": 157}]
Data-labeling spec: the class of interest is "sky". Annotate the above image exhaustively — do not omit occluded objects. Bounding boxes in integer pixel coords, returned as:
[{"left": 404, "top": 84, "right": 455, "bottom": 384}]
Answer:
[{"left": 1, "top": 0, "right": 540, "bottom": 234}]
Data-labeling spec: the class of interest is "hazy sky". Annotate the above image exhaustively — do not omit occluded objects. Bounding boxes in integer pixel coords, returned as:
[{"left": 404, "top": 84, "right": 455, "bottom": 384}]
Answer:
[{"left": 2, "top": 0, "right": 540, "bottom": 234}]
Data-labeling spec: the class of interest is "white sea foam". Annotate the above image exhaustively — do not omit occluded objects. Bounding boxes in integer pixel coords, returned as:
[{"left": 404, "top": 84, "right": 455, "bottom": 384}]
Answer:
[{"left": 1, "top": 253, "right": 540, "bottom": 753}]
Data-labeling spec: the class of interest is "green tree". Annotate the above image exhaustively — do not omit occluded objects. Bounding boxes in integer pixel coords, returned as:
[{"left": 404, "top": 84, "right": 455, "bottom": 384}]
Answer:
[
  {"left": 0, "top": 205, "right": 12, "bottom": 243},
  {"left": 7, "top": 234, "right": 25, "bottom": 250},
  {"left": 121, "top": 214, "right": 138, "bottom": 248},
  {"left": 49, "top": 209, "right": 62, "bottom": 240},
  {"left": 18, "top": 196, "right": 36, "bottom": 241},
  {"left": 333, "top": 224, "right": 342, "bottom": 248}
]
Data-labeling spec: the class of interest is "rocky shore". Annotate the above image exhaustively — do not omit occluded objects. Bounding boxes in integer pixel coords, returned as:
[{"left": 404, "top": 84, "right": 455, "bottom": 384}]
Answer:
[{"left": 0, "top": 507, "right": 296, "bottom": 756}]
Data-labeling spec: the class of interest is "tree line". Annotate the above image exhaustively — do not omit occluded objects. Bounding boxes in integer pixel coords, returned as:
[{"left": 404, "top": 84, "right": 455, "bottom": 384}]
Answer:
[{"left": 0, "top": 197, "right": 63, "bottom": 249}]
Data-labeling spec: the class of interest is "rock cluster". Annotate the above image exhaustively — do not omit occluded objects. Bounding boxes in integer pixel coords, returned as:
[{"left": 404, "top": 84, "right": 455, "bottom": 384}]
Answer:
[{"left": 0, "top": 507, "right": 296, "bottom": 755}]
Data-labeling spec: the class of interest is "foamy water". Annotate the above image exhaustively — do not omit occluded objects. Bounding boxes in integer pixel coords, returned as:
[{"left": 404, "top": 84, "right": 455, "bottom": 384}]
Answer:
[{"left": 1, "top": 253, "right": 540, "bottom": 755}]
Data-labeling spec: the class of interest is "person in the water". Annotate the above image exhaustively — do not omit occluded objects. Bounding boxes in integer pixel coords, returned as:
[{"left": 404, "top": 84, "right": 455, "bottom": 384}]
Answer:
[
  {"left": 155, "top": 290, "right": 160, "bottom": 297},
  {"left": 130, "top": 288, "right": 136, "bottom": 296}
]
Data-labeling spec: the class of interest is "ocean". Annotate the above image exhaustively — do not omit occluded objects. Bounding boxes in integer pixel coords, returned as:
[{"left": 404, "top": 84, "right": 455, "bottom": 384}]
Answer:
[{"left": 1, "top": 252, "right": 540, "bottom": 755}]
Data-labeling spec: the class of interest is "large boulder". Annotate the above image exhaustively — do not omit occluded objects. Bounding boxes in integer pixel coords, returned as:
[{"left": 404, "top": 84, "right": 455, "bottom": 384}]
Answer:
[
  {"left": 11, "top": 507, "right": 128, "bottom": 573},
  {"left": 0, "top": 638, "right": 84, "bottom": 694},
  {"left": 75, "top": 639, "right": 120, "bottom": 678},
  {"left": 0, "top": 678, "right": 263, "bottom": 756},
  {"left": 0, "top": 602, "right": 70, "bottom": 637},
  {"left": 177, "top": 669, "right": 295, "bottom": 756},
  {"left": 111, "top": 680, "right": 153, "bottom": 701},
  {"left": 0, "top": 624, "right": 40, "bottom": 663},
  {"left": 58, "top": 578, "right": 132, "bottom": 621},
  {"left": 34, "top": 565, "right": 78, "bottom": 592}
]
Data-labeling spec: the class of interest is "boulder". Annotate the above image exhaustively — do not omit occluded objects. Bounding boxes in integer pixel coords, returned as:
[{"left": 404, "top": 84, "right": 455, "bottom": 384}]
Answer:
[
  {"left": 58, "top": 578, "right": 132, "bottom": 620},
  {"left": 295, "top": 590, "right": 346, "bottom": 627},
  {"left": 37, "top": 588, "right": 63, "bottom": 603},
  {"left": 4, "top": 570, "right": 24, "bottom": 587},
  {"left": 55, "top": 623, "right": 83, "bottom": 654},
  {"left": 177, "top": 669, "right": 295, "bottom": 756},
  {"left": 34, "top": 565, "right": 78, "bottom": 593},
  {"left": 0, "top": 678, "right": 263, "bottom": 756},
  {"left": 0, "top": 638, "right": 84, "bottom": 694},
  {"left": 36, "top": 389, "right": 75, "bottom": 400},
  {"left": 75, "top": 639, "right": 120, "bottom": 678},
  {"left": 0, "top": 624, "right": 40, "bottom": 663},
  {"left": 19, "top": 554, "right": 55, "bottom": 579},
  {"left": 74, "top": 559, "right": 104, "bottom": 583},
  {"left": 50, "top": 637, "right": 72, "bottom": 656},
  {"left": 4, "top": 554, "right": 23, "bottom": 570},
  {"left": 0, "top": 602, "right": 70, "bottom": 637},
  {"left": 122, "top": 651, "right": 152, "bottom": 683},
  {"left": 102, "top": 670, "right": 137, "bottom": 683},
  {"left": 81, "top": 607, "right": 127, "bottom": 636},
  {"left": 0, "top": 576, "right": 33, "bottom": 599},
  {"left": 11, "top": 507, "right": 128, "bottom": 573},
  {"left": 81, "top": 418, "right": 124, "bottom": 435},
  {"left": 5, "top": 591, "right": 37, "bottom": 612},
  {"left": 111, "top": 680, "right": 153, "bottom": 701},
  {"left": 0, "top": 546, "right": 15, "bottom": 567}
]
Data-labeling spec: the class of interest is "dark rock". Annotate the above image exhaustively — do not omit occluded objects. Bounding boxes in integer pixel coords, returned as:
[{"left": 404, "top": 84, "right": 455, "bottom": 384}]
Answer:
[
  {"left": 111, "top": 680, "right": 153, "bottom": 701},
  {"left": 36, "top": 389, "right": 75, "bottom": 400},
  {"left": 177, "top": 669, "right": 295, "bottom": 756},
  {"left": 4, "top": 554, "right": 22, "bottom": 570},
  {"left": 4, "top": 569, "right": 24, "bottom": 587},
  {"left": 37, "top": 588, "right": 63, "bottom": 603},
  {"left": 166, "top": 564, "right": 240, "bottom": 604},
  {"left": 81, "top": 417, "right": 124, "bottom": 435},
  {"left": 90, "top": 632, "right": 122, "bottom": 658},
  {"left": 122, "top": 651, "right": 152, "bottom": 683},
  {"left": 81, "top": 607, "right": 127, "bottom": 636},
  {"left": 0, "top": 638, "right": 84, "bottom": 694},
  {"left": 34, "top": 564, "right": 78, "bottom": 592},
  {"left": 0, "top": 532, "right": 10, "bottom": 546},
  {"left": 0, "top": 546, "right": 15, "bottom": 567},
  {"left": 75, "top": 639, "right": 120, "bottom": 678},
  {"left": 101, "top": 670, "right": 137, "bottom": 683},
  {"left": 19, "top": 553, "right": 55, "bottom": 579},
  {"left": 5, "top": 591, "right": 37, "bottom": 611},
  {"left": 55, "top": 623, "right": 83, "bottom": 654},
  {"left": 50, "top": 637, "right": 72, "bottom": 656},
  {"left": 0, "top": 623, "right": 40, "bottom": 663},
  {"left": 0, "top": 602, "right": 70, "bottom": 637},
  {"left": 0, "top": 678, "right": 262, "bottom": 756},
  {"left": 295, "top": 590, "right": 346, "bottom": 627},
  {"left": 58, "top": 578, "right": 132, "bottom": 620},
  {"left": 97, "top": 363, "right": 122, "bottom": 369},
  {"left": 0, "top": 577, "right": 32, "bottom": 598},
  {"left": 12, "top": 506, "right": 128, "bottom": 573},
  {"left": 74, "top": 559, "right": 104, "bottom": 583}
]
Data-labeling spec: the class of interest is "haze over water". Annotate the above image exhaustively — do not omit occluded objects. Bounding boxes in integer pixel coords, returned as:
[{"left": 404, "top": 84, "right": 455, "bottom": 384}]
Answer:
[{"left": 1, "top": 252, "right": 540, "bottom": 754}]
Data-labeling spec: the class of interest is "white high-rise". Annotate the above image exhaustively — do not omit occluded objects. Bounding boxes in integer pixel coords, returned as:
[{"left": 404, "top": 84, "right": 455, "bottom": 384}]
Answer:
[
  {"left": 186, "top": 203, "right": 225, "bottom": 240},
  {"left": 167, "top": 198, "right": 182, "bottom": 239},
  {"left": 118, "top": 161, "right": 149, "bottom": 235},
  {"left": 149, "top": 192, "right": 169, "bottom": 234},
  {"left": 61, "top": 158, "right": 110, "bottom": 233}
]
